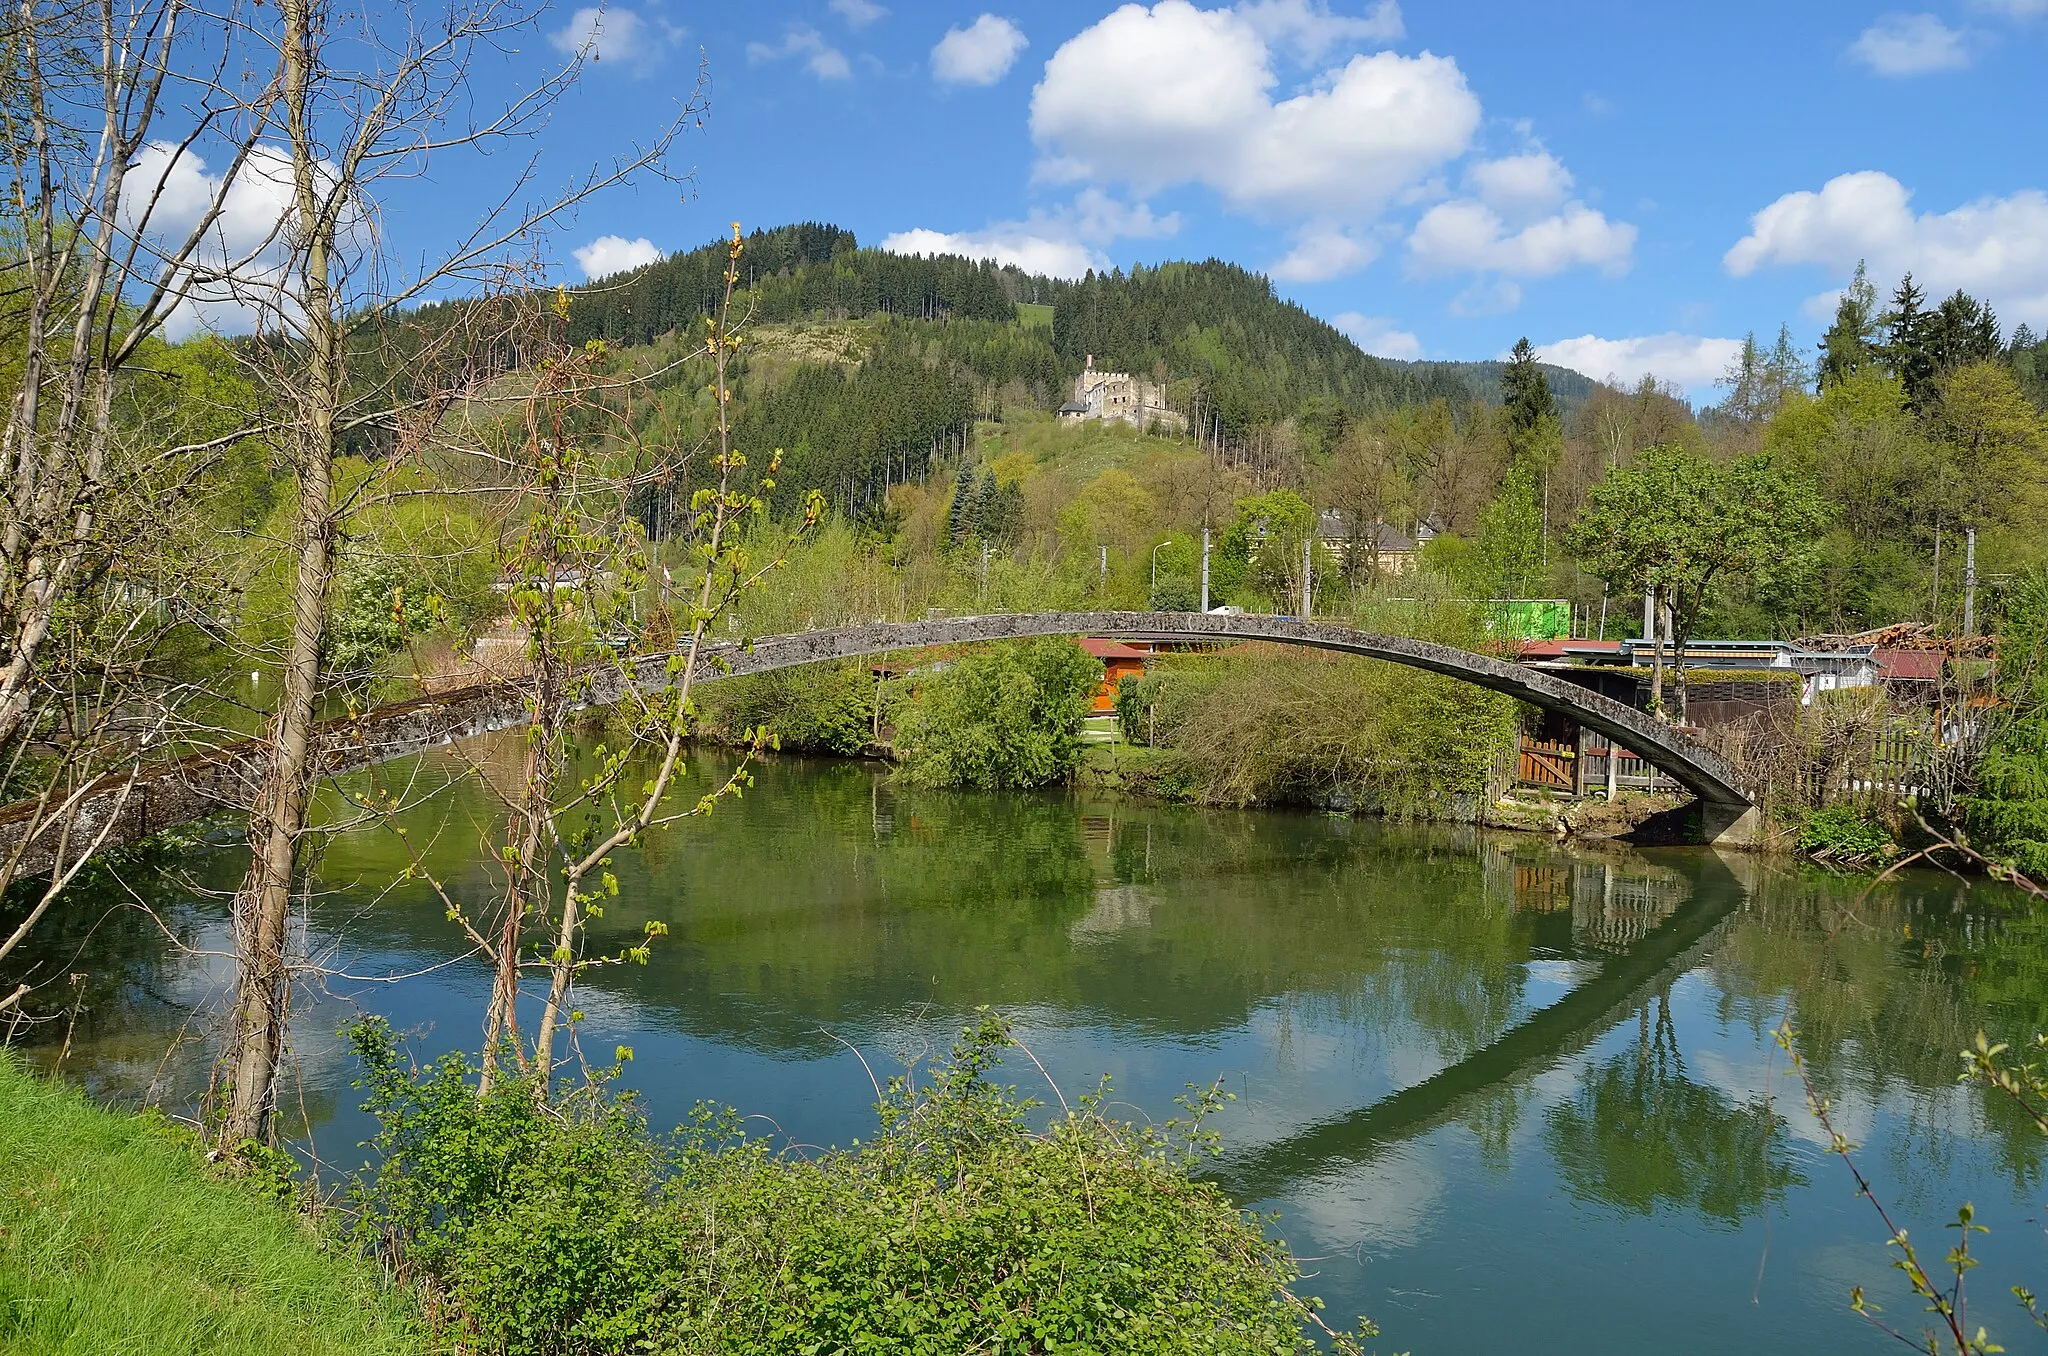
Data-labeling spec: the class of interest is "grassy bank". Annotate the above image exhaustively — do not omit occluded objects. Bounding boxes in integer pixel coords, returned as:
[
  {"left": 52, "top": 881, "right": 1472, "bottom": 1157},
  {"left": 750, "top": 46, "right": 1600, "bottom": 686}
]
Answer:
[{"left": 0, "top": 1057, "right": 420, "bottom": 1356}]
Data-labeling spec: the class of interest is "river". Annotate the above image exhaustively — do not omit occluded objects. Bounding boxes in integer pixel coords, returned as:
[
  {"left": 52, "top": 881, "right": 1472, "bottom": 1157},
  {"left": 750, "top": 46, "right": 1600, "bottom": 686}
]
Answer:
[{"left": 10, "top": 741, "right": 2048, "bottom": 1353}]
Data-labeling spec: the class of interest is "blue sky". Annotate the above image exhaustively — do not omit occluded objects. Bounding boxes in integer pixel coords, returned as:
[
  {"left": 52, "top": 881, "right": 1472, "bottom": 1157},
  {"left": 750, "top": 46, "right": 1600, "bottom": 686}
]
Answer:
[{"left": 299, "top": 1, "right": 2048, "bottom": 396}]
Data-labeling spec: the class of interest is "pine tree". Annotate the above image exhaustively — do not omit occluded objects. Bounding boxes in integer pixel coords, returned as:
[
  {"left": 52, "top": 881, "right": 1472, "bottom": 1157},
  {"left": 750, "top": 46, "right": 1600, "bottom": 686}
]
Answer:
[
  {"left": 1928, "top": 290, "right": 2002, "bottom": 377},
  {"left": 1817, "top": 261, "right": 1879, "bottom": 389},
  {"left": 1762, "top": 323, "right": 1809, "bottom": 408},
  {"left": 1501, "top": 337, "right": 1555, "bottom": 441},
  {"left": 946, "top": 465, "right": 975, "bottom": 544},
  {"left": 1718, "top": 332, "right": 1767, "bottom": 423},
  {"left": 968, "top": 469, "right": 999, "bottom": 539},
  {"left": 1883, "top": 273, "right": 1935, "bottom": 407}
]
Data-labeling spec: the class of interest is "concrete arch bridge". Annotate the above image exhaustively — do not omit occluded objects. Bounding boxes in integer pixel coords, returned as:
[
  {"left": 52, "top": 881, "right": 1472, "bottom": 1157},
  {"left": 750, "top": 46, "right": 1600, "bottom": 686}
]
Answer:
[{"left": 0, "top": 612, "right": 1760, "bottom": 874}]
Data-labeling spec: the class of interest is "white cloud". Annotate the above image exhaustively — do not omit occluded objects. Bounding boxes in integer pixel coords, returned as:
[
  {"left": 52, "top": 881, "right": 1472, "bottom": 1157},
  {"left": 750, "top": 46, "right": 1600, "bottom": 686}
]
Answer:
[
  {"left": 573, "top": 235, "right": 662, "bottom": 280},
  {"left": 829, "top": 0, "right": 887, "bottom": 26},
  {"left": 1030, "top": 2, "right": 1479, "bottom": 223},
  {"left": 1725, "top": 170, "right": 2048, "bottom": 325},
  {"left": 747, "top": 25, "right": 852, "bottom": 80},
  {"left": 1068, "top": 187, "right": 1180, "bottom": 241},
  {"left": 1236, "top": 0, "right": 1402, "bottom": 61},
  {"left": 549, "top": 7, "right": 674, "bottom": 75},
  {"left": 1535, "top": 333, "right": 1745, "bottom": 391},
  {"left": 1408, "top": 199, "right": 1635, "bottom": 277},
  {"left": 1332, "top": 311, "right": 1421, "bottom": 360},
  {"left": 1449, "top": 279, "right": 1521, "bottom": 316},
  {"left": 1467, "top": 151, "right": 1572, "bottom": 220},
  {"left": 932, "top": 14, "right": 1028, "bottom": 86},
  {"left": 1848, "top": 13, "right": 1970, "bottom": 75},
  {"left": 1271, "top": 226, "right": 1379, "bottom": 282},
  {"left": 883, "top": 190, "right": 1178, "bottom": 282},
  {"left": 122, "top": 141, "right": 347, "bottom": 337},
  {"left": 879, "top": 227, "right": 1102, "bottom": 279}
]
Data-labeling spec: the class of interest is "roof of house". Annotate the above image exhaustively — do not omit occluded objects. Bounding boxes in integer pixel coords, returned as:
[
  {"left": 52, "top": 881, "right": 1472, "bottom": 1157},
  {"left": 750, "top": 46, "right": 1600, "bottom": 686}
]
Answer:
[
  {"left": 1057, "top": 401, "right": 1090, "bottom": 413},
  {"left": 1875, "top": 648, "right": 1943, "bottom": 681},
  {"left": 1315, "top": 510, "right": 1417, "bottom": 552},
  {"left": 1521, "top": 638, "right": 1621, "bottom": 660},
  {"left": 1078, "top": 636, "right": 1151, "bottom": 662}
]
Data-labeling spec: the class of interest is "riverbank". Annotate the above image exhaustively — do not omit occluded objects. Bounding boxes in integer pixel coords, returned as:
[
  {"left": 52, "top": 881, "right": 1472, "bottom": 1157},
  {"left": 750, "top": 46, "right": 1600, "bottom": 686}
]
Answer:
[
  {"left": 0, "top": 1056, "right": 420, "bottom": 1355},
  {"left": 1073, "top": 740, "right": 1693, "bottom": 842}
]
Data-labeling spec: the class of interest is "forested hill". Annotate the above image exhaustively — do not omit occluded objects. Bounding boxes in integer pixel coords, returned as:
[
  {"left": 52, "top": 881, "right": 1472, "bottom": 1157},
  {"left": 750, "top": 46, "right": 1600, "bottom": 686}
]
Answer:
[{"left": 550, "top": 221, "right": 1595, "bottom": 425}]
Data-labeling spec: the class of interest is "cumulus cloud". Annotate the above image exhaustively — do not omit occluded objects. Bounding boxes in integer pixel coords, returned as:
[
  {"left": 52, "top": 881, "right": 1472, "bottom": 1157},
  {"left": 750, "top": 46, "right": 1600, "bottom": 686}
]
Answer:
[
  {"left": 1848, "top": 13, "right": 1970, "bottom": 75},
  {"left": 747, "top": 25, "right": 851, "bottom": 80},
  {"left": 1466, "top": 151, "right": 1573, "bottom": 219},
  {"left": 573, "top": 235, "right": 662, "bottom": 280},
  {"left": 1331, "top": 311, "right": 1421, "bottom": 360},
  {"left": 1068, "top": 187, "right": 1180, "bottom": 240},
  {"left": 1725, "top": 170, "right": 2048, "bottom": 325},
  {"left": 932, "top": 15, "right": 1028, "bottom": 86},
  {"left": 1408, "top": 199, "right": 1635, "bottom": 277},
  {"left": 122, "top": 141, "right": 348, "bottom": 337},
  {"left": 829, "top": 0, "right": 886, "bottom": 26},
  {"left": 549, "top": 7, "right": 675, "bottom": 74},
  {"left": 879, "top": 227, "right": 1102, "bottom": 279},
  {"left": 1535, "top": 333, "right": 1745, "bottom": 391},
  {"left": 1449, "top": 279, "right": 1521, "bottom": 316},
  {"left": 1030, "top": 2, "right": 1480, "bottom": 224},
  {"left": 1271, "top": 226, "right": 1379, "bottom": 282},
  {"left": 1236, "top": 0, "right": 1403, "bottom": 61},
  {"left": 880, "top": 189, "right": 1180, "bottom": 280}
]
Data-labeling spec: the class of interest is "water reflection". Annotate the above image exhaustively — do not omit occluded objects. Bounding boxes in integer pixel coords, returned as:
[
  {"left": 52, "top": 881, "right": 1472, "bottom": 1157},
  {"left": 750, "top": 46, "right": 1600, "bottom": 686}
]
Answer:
[{"left": 6, "top": 743, "right": 2047, "bottom": 1354}]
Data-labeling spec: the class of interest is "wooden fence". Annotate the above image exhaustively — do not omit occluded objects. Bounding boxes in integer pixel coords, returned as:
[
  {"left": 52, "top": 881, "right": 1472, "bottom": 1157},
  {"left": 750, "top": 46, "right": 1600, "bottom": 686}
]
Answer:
[{"left": 1517, "top": 723, "right": 1970, "bottom": 810}]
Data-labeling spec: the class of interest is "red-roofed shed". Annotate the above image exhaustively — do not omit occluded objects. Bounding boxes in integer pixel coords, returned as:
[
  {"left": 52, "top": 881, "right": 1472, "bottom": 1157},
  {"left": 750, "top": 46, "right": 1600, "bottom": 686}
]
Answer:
[
  {"left": 1078, "top": 637, "right": 1150, "bottom": 712},
  {"left": 1875, "top": 649, "right": 1943, "bottom": 683}
]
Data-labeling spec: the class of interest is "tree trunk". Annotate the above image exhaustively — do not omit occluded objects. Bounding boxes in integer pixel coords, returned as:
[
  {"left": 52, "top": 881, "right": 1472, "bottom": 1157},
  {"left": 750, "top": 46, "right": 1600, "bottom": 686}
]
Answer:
[
  {"left": 1647, "top": 585, "right": 1666, "bottom": 719},
  {"left": 217, "top": 0, "right": 339, "bottom": 1148}
]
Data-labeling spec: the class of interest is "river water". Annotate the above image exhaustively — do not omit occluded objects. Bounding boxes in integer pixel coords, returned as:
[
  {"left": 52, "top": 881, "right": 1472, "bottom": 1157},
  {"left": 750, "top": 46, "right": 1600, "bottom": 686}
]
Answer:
[{"left": 12, "top": 742, "right": 2048, "bottom": 1353}]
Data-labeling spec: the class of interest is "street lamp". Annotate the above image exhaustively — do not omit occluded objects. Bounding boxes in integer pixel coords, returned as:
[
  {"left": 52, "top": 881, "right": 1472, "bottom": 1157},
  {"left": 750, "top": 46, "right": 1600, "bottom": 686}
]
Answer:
[{"left": 1150, "top": 539, "right": 1169, "bottom": 597}]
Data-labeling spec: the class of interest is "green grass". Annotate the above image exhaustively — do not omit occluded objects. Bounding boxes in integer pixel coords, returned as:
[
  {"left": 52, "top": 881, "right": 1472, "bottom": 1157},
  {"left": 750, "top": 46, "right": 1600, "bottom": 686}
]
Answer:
[
  {"left": 1013, "top": 301, "right": 1053, "bottom": 330},
  {"left": 0, "top": 1057, "right": 422, "bottom": 1356}
]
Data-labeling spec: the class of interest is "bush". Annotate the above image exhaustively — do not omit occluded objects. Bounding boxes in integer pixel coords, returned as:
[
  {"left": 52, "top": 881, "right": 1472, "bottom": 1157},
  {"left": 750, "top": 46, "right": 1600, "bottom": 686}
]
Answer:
[
  {"left": 701, "top": 661, "right": 875, "bottom": 755},
  {"left": 1963, "top": 571, "right": 2048, "bottom": 880},
  {"left": 347, "top": 1015, "right": 1372, "bottom": 1356},
  {"left": 1793, "top": 803, "right": 1898, "bottom": 864},
  {"left": 892, "top": 638, "right": 1101, "bottom": 790},
  {"left": 1129, "top": 644, "right": 1521, "bottom": 813}
]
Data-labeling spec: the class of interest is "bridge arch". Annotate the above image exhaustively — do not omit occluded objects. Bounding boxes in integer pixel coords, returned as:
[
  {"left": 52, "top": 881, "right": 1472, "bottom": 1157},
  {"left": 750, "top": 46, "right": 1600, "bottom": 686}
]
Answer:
[
  {"left": 633, "top": 611, "right": 1756, "bottom": 838},
  {"left": 0, "top": 612, "right": 1760, "bottom": 875}
]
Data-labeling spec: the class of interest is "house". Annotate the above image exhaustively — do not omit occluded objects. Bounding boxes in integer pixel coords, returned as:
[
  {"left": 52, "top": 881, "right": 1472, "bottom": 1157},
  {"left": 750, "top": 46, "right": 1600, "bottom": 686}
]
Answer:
[
  {"left": 1077, "top": 636, "right": 1150, "bottom": 712},
  {"left": 1315, "top": 510, "right": 1424, "bottom": 575},
  {"left": 1538, "top": 637, "right": 1879, "bottom": 709},
  {"left": 1058, "top": 355, "right": 1187, "bottom": 432}
]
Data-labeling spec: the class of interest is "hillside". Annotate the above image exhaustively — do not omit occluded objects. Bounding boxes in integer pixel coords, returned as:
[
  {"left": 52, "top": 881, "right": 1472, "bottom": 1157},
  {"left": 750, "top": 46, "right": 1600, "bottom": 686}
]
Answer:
[
  {"left": 511, "top": 222, "right": 1594, "bottom": 517},
  {"left": 554, "top": 223, "right": 1593, "bottom": 417}
]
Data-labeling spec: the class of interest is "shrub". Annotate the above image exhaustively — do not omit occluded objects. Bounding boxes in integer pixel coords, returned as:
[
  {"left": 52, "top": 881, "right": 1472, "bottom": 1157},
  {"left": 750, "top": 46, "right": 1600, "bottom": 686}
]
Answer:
[
  {"left": 1963, "top": 571, "right": 2048, "bottom": 880},
  {"left": 702, "top": 661, "right": 875, "bottom": 755},
  {"left": 346, "top": 1015, "right": 1373, "bottom": 1356},
  {"left": 1130, "top": 644, "right": 1521, "bottom": 813},
  {"left": 892, "top": 639, "right": 1100, "bottom": 790},
  {"left": 1793, "top": 803, "right": 1897, "bottom": 864}
]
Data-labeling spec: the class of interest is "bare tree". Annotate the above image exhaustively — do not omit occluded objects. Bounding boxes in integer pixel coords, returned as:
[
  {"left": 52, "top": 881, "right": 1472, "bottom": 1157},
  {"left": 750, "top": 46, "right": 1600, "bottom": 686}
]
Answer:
[
  {"left": 0, "top": 0, "right": 287, "bottom": 999},
  {"left": 208, "top": 0, "right": 702, "bottom": 1147}
]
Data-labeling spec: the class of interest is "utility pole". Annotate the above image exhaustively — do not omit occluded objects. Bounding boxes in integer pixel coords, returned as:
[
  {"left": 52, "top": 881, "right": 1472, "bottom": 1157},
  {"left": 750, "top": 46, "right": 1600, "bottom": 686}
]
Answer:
[
  {"left": 1201, "top": 527, "right": 1211, "bottom": 613},
  {"left": 1964, "top": 527, "right": 1978, "bottom": 636},
  {"left": 1301, "top": 536, "right": 1313, "bottom": 619},
  {"left": 1643, "top": 588, "right": 1656, "bottom": 645},
  {"left": 1099, "top": 545, "right": 1107, "bottom": 594}
]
